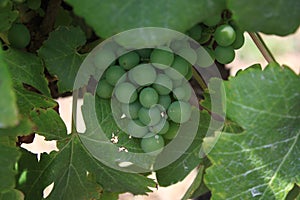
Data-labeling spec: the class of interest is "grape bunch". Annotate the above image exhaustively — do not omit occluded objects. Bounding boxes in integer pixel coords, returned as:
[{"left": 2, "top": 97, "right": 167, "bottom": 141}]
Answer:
[
  {"left": 186, "top": 11, "right": 245, "bottom": 64},
  {"left": 96, "top": 47, "right": 195, "bottom": 154}
]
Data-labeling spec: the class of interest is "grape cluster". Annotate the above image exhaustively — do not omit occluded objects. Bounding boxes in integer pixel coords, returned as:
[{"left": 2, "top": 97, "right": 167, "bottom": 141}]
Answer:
[
  {"left": 96, "top": 47, "right": 194, "bottom": 154},
  {"left": 186, "top": 11, "right": 245, "bottom": 64}
]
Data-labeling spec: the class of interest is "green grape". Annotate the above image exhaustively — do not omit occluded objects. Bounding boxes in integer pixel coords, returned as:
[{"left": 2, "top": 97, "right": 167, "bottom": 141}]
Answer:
[
  {"left": 167, "top": 101, "right": 192, "bottom": 123},
  {"left": 196, "top": 46, "right": 215, "bottom": 68},
  {"left": 232, "top": 29, "right": 245, "bottom": 49},
  {"left": 118, "top": 51, "right": 140, "bottom": 70},
  {"left": 141, "top": 135, "right": 165, "bottom": 154},
  {"left": 27, "top": 0, "right": 41, "bottom": 10},
  {"left": 121, "top": 101, "right": 141, "bottom": 119},
  {"left": 158, "top": 95, "right": 171, "bottom": 110},
  {"left": 150, "top": 47, "right": 174, "bottom": 69},
  {"left": 170, "top": 39, "right": 190, "bottom": 52},
  {"left": 173, "top": 84, "right": 192, "bottom": 101},
  {"left": 214, "top": 46, "right": 235, "bottom": 64},
  {"left": 114, "top": 82, "right": 137, "bottom": 103},
  {"left": 203, "top": 14, "right": 221, "bottom": 26},
  {"left": 172, "top": 79, "right": 183, "bottom": 88},
  {"left": 198, "top": 31, "right": 211, "bottom": 44},
  {"left": 96, "top": 79, "right": 113, "bottom": 99},
  {"left": 185, "top": 65, "right": 193, "bottom": 80},
  {"left": 150, "top": 119, "right": 169, "bottom": 134},
  {"left": 127, "top": 120, "right": 148, "bottom": 138},
  {"left": 152, "top": 74, "right": 173, "bottom": 95},
  {"left": 163, "top": 121, "right": 180, "bottom": 140},
  {"left": 138, "top": 106, "right": 161, "bottom": 126},
  {"left": 8, "top": 24, "right": 30, "bottom": 49},
  {"left": 130, "top": 64, "right": 157, "bottom": 86},
  {"left": 139, "top": 87, "right": 159, "bottom": 108},
  {"left": 105, "top": 65, "right": 126, "bottom": 85},
  {"left": 137, "top": 48, "right": 152, "bottom": 61},
  {"left": 187, "top": 24, "right": 202, "bottom": 40},
  {"left": 165, "top": 56, "right": 190, "bottom": 80},
  {"left": 94, "top": 49, "right": 116, "bottom": 70},
  {"left": 214, "top": 24, "right": 236, "bottom": 47},
  {"left": 177, "top": 47, "right": 197, "bottom": 65}
]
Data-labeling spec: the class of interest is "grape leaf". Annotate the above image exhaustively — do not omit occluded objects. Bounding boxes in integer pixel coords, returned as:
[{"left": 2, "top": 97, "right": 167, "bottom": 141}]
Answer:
[
  {"left": 0, "top": 46, "right": 18, "bottom": 128},
  {"left": 14, "top": 86, "right": 57, "bottom": 116},
  {"left": 65, "top": 0, "right": 225, "bottom": 38},
  {"left": 205, "top": 65, "right": 300, "bottom": 199},
  {"left": 3, "top": 49, "right": 50, "bottom": 96},
  {"left": 0, "top": 141, "right": 23, "bottom": 200},
  {"left": 30, "top": 108, "right": 67, "bottom": 140},
  {"left": 228, "top": 0, "right": 300, "bottom": 36},
  {"left": 0, "top": 1, "right": 18, "bottom": 32},
  {"left": 17, "top": 108, "right": 155, "bottom": 199},
  {"left": 0, "top": 118, "right": 33, "bottom": 137},
  {"left": 38, "top": 26, "right": 86, "bottom": 93},
  {"left": 156, "top": 111, "right": 218, "bottom": 186}
]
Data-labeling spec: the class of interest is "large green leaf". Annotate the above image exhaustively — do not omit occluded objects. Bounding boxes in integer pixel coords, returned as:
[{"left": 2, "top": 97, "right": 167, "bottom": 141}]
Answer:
[
  {"left": 3, "top": 49, "right": 50, "bottom": 96},
  {"left": 65, "top": 0, "right": 225, "bottom": 38},
  {"left": 205, "top": 65, "right": 300, "bottom": 199},
  {"left": 0, "top": 46, "right": 18, "bottom": 128},
  {"left": 0, "top": 141, "right": 23, "bottom": 200},
  {"left": 0, "top": 1, "right": 18, "bottom": 32},
  {"left": 38, "top": 26, "right": 86, "bottom": 93},
  {"left": 228, "top": 0, "right": 300, "bottom": 36}
]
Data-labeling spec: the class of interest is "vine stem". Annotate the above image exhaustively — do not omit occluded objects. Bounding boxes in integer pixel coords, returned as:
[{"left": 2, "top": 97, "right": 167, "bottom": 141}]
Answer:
[
  {"left": 71, "top": 90, "right": 78, "bottom": 134},
  {"left": 248, "top": 32, "right": 277, "bottom": 64}
]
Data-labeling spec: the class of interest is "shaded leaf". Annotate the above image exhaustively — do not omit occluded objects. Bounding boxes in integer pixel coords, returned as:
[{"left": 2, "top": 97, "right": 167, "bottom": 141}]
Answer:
[
  {"left": 205, "top": 65, "right": 300, "bottom": 199},
  {"left": 65, "top": 0, "right": 225, "bottom": 38},
  {"left": 14, "top": 86, "right": 57, "bottom": 116},
  {"left": 0, "top": 141, "right": 23, "bottom": 200},
  {"left": 0, "top": 46, "right": 18, "bottom": 128},
  {"left": 228, "top": 0, "right": 300, "bottom": 36},
  {"left": 38, "top": 26, "right": 86, "bottom": 93},
  {"left": 3, "top": 49, "right": 50, "bottom": 96}
]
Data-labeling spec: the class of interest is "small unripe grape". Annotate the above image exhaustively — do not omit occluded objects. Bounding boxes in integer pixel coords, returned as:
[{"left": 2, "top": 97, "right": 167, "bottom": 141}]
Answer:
[
  {"left": 141, "top": 134, "right": 165, "bottom": 154},
  {"left": 165, "top": 56, "right": 191, "bottom": 80},
  {"left": 150, "top": 119, "right": 169, "bottom": 134},
  {"left": 214, "top": 24, "right": 236, "bottom": 47},
  {"left": 96, "top": 79, "right": 113, "bottom": 99},
  {"left": 152, "top": 74, "right": 173, "bottom": 95},
  {"left": 185, "top": 65, "right": 193, "bottom": 80},
  {"left": 167, "top": 101, "right": 192, "bottom": 123},
  {"left": 158, "top": 95, "right": 171, "bottom": 110},
  {"left": 130, "top": 64, "right": 157, "bottom": 86},
  {"left": 214, "top": 46, "right": 235, "bottom": 64},
  {"left": 163, "top": 122, "right": 180, "bottom": 140},
  {"left": 121, "top": 101, "right": 142, "bottom": 119},
  {"left": 114, "top": 82, "right": 137, "bottom": 103},
  {"left": 8, "top": 24, "right": 30, "bottom": 49},
  {"left": 127, "top": 120, "right": 148, "bottom": 138},
  {"left": 139, "top": 87, "right": 159, "bottom": 108},
  {"left": 118, "top": 51, "right": 140, "bottom": 70},
  {"left": 138, "top": 106, "right": 161, "bottom": 126},
  {"left": 187, "top": 24, "right": 202, "bottom": 40},
  {"left": 232, "top": 29, "right": 245, "bottom": 49},
  {"left": 150, "top": 47, "right": 174, "bottom": 69},
  {"left": 173, "top": 83, "right": 192, "bottom": 101},
  {"left": 177, "top": 47, "right": 197, "bottom": 65},
  {"left": 105, "top": 65, "right": 126, "bottom": 85}
]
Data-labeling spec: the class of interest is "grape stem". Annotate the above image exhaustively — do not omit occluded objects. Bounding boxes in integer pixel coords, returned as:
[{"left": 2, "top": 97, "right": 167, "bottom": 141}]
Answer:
[
  {"left": 248, "top": 32, "right": 277, "bottom": 64},
  {"left": 192, "top": 67, "right": 207, "bottom": 90}
]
